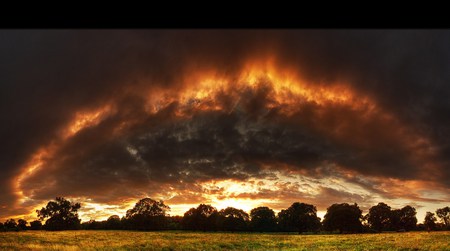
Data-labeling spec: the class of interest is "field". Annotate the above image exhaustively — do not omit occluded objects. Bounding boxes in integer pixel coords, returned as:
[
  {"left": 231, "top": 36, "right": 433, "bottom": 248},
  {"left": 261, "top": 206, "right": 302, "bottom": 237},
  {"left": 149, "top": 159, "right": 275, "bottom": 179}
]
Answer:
[{"left": 0, "top": 231, "right": 449, "bottom": 250}]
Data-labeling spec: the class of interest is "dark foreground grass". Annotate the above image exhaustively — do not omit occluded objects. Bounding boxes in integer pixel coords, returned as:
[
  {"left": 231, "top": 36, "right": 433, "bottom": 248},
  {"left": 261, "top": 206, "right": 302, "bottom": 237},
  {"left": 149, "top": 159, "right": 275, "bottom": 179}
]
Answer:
[{"left": 0, "top": 230, "right": 449, "bottom": 250}]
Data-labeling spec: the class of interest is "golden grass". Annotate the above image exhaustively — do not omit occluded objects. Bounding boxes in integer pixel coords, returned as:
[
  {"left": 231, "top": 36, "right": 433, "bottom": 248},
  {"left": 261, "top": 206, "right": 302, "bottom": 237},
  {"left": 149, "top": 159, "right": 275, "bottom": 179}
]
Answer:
[{"left": 0, "top": 231, "right": 449, "bottom": 250}]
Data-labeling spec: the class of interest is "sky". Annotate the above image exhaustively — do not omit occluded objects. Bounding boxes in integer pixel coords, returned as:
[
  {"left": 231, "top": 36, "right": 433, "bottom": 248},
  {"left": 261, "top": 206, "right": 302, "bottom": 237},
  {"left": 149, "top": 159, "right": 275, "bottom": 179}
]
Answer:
[{"left": 0, "top": 30, "right": 449, "bottom": 223}]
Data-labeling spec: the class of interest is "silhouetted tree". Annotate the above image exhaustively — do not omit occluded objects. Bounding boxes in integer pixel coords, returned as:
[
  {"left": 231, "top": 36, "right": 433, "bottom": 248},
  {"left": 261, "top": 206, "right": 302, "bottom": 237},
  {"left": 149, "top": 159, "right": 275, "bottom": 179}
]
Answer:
[
  {"left": 389, "top": 209, "right": 401, "bottom": 231},
  {"left": 30, "top": 220, "right": 42, "bottom": 230},
  {"left": 250, "top": 206, "right": 277, "bottom": 232},
  {"left": 323, "top": 203, "right": 363, "bottom": 233},
  {"left": 124, "top": 198, "right": 170, "bottom": 230},
  {"left": 17, "top": 219, "right": 27, "bottom": 230},
  {"left": 36, "top": 197, "right": 81, "bottom": 231},
  {"left": 4, "top": 219, "right": 17, "bottom": 230},
  {"left": 278, "top": 202, "right": 321, "bottom": 233},
  {"left": 366, "top": 203, "right": 417, "bottom": 232},
  {"left": 366, "top": 203, "right": 392, "bottom": 232},
  {"left": 182, "top": 204, "right": 218, "bottom": 231},
  {"left": 436, "top": 206, "right": 450, "bottom": 229},
  {"left": 394, "top": 206, "right": 417, "bottom": 231},
  {"left": 105, "top": 215, "right": 121, "bottom": 230},
  {"left": 217, "top": 207, "right": 249, "bottom": 232},
  {"left": 424, "top": 212, "right": 437, "bottom": 231}
]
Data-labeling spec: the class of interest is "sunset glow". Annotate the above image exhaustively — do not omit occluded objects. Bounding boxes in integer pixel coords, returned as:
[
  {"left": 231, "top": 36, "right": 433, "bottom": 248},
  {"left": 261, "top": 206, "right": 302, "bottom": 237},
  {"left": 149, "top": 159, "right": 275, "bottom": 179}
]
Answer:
[{"left": 1, "top": 30, "right": 449, "bottom": 225}]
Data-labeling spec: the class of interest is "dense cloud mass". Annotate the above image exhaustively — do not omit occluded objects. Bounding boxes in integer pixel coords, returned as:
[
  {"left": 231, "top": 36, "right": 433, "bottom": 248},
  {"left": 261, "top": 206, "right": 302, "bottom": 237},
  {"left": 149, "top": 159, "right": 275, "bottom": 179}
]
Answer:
[{"left": 1, "top": 30, "right": 449, "bottom": 220}]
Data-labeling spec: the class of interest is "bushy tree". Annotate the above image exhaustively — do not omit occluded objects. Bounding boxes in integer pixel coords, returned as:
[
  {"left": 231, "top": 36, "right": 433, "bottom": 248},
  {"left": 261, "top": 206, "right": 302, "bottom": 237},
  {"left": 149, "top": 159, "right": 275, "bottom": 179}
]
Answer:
[
  {"left": 278, "top": 202, "right": 321, "bottom": 233},
  {"left": 323, "top": 203, "right": 363, "bottom": 233},
  {"left": 124, "top": 198, "right": 170, "bottom": 230},
  {"left": 4, "top": 219, "right": 17, "bottom": 230},
  {"left": 250, "top": 207, "right": 277, "bottom": 232},
  {"left": 394, "top": 206, "right": 417, "bottom": 231},
  {"left": 366, "top": 203, "right": 417, "bottom": 232},
  {"left": 217, "top": 207, "right": 249, "bottom": 232},
  {"left": 436, "top": 206, "right": 450, "bottom": 229},
  {"left": 424, "top": 212, "right": 437, "bottom": 231},
  {"left": 182, "top": 204, "right": 218, "bottom": 231},
  {"left": 36, "top": 197, "right": 81, "bottom": 231},
  {"left": 366, "top": 203, "right": 392, "bottom": 232},
  {"left": 105, "top": 215, "right": 121, "bottom": 230},
  {"left": 17, "top": 219, "right": 27, "bottom": 230}
]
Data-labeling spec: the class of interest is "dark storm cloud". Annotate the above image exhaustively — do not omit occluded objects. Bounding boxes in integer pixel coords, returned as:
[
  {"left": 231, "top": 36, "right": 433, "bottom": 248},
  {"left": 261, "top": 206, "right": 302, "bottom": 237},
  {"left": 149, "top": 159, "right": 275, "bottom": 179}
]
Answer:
[
  {"left": 279, "top": 30, "right": 450, "bottom": 186},
  {"left": 1, "top": 30, "right": 450, "bottom": 218},
  {"left": 17, "top": 79, "right": 446, "bottom": 205}
]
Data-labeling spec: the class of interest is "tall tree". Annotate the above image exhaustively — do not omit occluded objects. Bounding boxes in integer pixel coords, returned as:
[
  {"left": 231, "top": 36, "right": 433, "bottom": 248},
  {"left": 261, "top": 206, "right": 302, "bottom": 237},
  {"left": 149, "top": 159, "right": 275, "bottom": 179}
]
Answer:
[
  {"left": 278, "top": 202, "right": 321, "bottom": 233},
  {"left": 424, "top": 212, "right": 437, "bottom": 231},
  {"left": 395, "top": 205, "right": 417, "bottom": 231},
  {"left": 36, "top": 197, "right": 81, "bottom": 230},
  {"left": 323, "top": 203, "right": 363, "bottom": 233},
  {"left": 436, "top": 206, "right": 450, "bottom": 229},
  {"left": 366, "top": 203, "right": 392, "bottom": 232},
  {"left": 124, "top": 198, "right": 170, "bottom": 230},
  {"left": 182, "top": 204, "right": 218, "bottom": 231},
  {"left": 105, "top": 215, "right": 121, "bottom": 229},
  {"left": 17, "top": 219, "right": 27, "bottom": 230},
  {"left": 218, "top": 207, "right": 249, "bottom": 232},
  {"left": 250, "top": 207, "right": 277, "bottom": 232}
]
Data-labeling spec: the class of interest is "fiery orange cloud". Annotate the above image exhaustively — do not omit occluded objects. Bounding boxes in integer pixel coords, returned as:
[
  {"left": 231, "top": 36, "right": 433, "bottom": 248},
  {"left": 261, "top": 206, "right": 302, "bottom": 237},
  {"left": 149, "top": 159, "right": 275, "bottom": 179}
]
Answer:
[
  {"left": 7, "top": 58, "right": 446, "bottom": 223},
  {"left": 64, "top": 105, "right": 114, "bottom": 138},
  {"left": 141, "top": 59, "right": 441, "bottom": 180},
  {"left": 145, "top": 59, "right": 375, "bottom": 118},
  {"left": 12, "top": 105, "right": 114, "bottom": 208}
]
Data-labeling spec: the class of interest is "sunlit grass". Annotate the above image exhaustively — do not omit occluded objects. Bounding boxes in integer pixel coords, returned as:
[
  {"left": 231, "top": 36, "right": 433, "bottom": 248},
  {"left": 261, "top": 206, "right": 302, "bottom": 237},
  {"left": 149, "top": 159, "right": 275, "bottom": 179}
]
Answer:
[{"left": 0, "top": 231, "right": 449, "bottom": 250}]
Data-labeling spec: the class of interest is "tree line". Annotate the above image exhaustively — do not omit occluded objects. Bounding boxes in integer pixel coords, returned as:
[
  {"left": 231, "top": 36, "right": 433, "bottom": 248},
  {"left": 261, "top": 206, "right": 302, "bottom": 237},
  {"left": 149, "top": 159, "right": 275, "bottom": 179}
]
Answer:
[{"left": 1, "top": 197, "right": 449, "bottom": 233}]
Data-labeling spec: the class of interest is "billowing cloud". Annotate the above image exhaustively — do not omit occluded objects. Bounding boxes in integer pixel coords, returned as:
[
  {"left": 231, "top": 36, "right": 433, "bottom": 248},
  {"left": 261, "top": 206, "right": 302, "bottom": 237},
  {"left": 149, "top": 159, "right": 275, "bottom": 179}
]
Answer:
[{"left": 1, "top": 30, "right": 449, "bottom": 221}]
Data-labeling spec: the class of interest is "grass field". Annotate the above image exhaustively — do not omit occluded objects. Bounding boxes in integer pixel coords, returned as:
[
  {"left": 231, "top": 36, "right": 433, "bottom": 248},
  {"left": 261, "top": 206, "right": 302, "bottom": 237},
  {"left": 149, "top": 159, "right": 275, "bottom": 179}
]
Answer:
[{"left": 0, "top": 231, "right": 449, "bottom": 250}]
